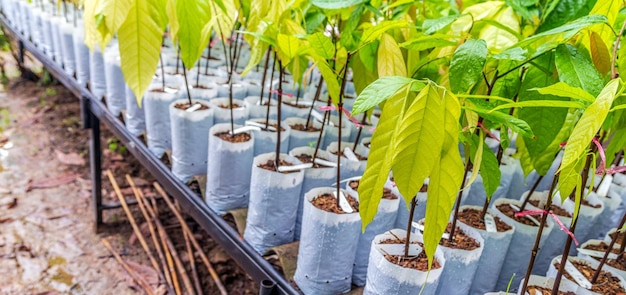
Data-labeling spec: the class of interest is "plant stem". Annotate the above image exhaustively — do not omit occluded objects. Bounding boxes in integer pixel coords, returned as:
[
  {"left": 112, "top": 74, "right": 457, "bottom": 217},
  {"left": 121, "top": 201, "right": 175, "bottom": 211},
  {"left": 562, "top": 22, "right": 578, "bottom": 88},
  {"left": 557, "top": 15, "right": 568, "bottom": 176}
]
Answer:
[
  {"left": 551, "top": 148, "right": 595, "bottom": 295},
  {"left": 312, "top": 105, "right": 329, "bottom": 161},
  {"left": 159, "top": 52, "right": 166, "bottom": 91},
  {"left": 449, "top": 157, "right": 472, "bottom": 241},
  {"left": 181, "top": 63, "right": 192, "bottom": 105},
  {"left": 175, "top": 47, "right": 180, "bottom": 74},
  {"left": 265, "top": 54, "right": 277, "bottom": 130},
  {"left": 195, "top": 58, "right": 201, "bottom": 87},
  {"left": 520, "top": 174, "right": 559, "bottom": 295},
  {"left": 619, "top": 230, "right": 626, "bottom": 253},
  {"left": 305, "top": 78, "right": 325, "bottom": 128},
  {"left": 352, "top": 113, "right": 368, "bottom": 152},
  {"left": 611, "top": 19, "right": 626, "bottom": 79},
  {"left": 275, "top": 60, "right": 283, "bottom": 168},
  {"left": 336, "top": 53, "right": 352, "bottom": 207},
  {"left": 258, "top": 47, "right": 271, "bottom": 106},
  {"left": 519, "top": 175, "right": 545, "bottom": 211},
  {"left": 591, "top": 212, "right": 626, "bottom": 283},
  {"left": 204, "top": 40, "right": 211, "bottom": 75},
  {"left": 404, "top": 197, "right": 417, "bottom": 258}
]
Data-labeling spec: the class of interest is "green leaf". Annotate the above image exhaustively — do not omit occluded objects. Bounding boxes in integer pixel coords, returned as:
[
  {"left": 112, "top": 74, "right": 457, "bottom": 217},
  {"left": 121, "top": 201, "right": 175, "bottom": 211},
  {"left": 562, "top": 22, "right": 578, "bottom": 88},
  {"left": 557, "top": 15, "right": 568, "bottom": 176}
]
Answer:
[
  {"left": 530, "top": 82, "right": 596, "bottom": 103},
  {"left": 423, "top": 15, "right": 458, "bottom": 35},
  {"left": 340, "top": 4, "right": 365, "bottom": 51},
  {"left": 516, "top": 136, "right": 535, "bottom": 177},
  {"left": 392, "top": 83, "right": 445, "bottom": 202},
  {"left": 176, "top": 0, "right": 212, "bottom": 69},
  {"left": 359, "top": 40, "right": 378, "bottom": 72},
  {"left": 479, "top": 139, "right": 501, "bottom": 199},
  {"left": 307, "top": 32, "right": 334, "bottom": 60},
  {"left": 537, "top": 0, "right": 597, "bottom": 33},
  {"left": 465, "top": 104, "right": 534, "bottom": 138},
  {"left": 310, "top": 0, "right": 366, "bottom": 9},
  {"left": 560, "top": 79, "right": 620, "bottom": 174},
  {"left": 515, "top": 59, "right": 570, "bottom": 174},
  {"left": 555, "top": 44, "right": 604, "bottom": 97},
  {"left": 377, "top": 33, "right": 406, "bottom": 77},
  {"left": 449, "top": 39, "right": 488, "bottom": 94},
  {"left": 360, "top": 20, "right": 409, "bottom": 46},
  {"left": 352, "top": 76, "right": 421, "bottom": 115},
  {"left": 305, "top": 11, "right": 326, "bottom": 34},
  {"left": 400, "top": 34, "right": 457, "bottom": 52},
  {"left": 478, "top": 7, "right": 520, "bottom": 53},
  {"left": 118, "top": 0, "right": 163, "bottom": 106},
  {"left": 350, "top": 53, "right": 378, "bottom": 95},
  {"left": 492, "top": 47, "right": 528, "bottom": 61},
  {"left": 358, "top": 87, "right": 409, "bottom": 230},
  {"left": 515, "top": 14, "right": 607, "bottom": 49},
  {"left": 423, "top": 89, "right": 463, "bottom": 269},
  {"left": 490, "top": 100, "right": 587, "bottom": 112}
]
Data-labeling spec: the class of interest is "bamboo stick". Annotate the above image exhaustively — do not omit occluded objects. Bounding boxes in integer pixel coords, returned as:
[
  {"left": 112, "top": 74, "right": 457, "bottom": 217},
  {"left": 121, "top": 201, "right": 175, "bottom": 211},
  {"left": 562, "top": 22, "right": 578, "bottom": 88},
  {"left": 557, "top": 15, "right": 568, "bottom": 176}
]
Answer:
[
  {"left": 126, "top": 175, "right": 175, "bottom": 293},
  {"left": 105, "top": 170, "right": 164, "bottom": 285},
  {"left": 102, "top": 238, "right": 156, "bottom": 295},
  {"left": 153, "top": 182, "right": 229, "bottom": 295}
]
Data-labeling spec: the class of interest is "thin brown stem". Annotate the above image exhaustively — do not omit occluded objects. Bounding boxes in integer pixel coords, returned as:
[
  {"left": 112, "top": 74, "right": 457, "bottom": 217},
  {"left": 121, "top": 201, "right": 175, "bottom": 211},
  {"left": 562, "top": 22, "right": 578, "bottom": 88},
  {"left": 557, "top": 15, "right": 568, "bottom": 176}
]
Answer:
[
  {"left": 182, "top": 63, "right": 193, "bottom": 105},
  {"left": 404, "top": 197, "right": 417, "bottom": 258},
  {"left": 592, "top": 212, "right": 626, "bottom": 283},
  {"left": 276, "top": 59, "right": 284, "bottom": 168},
  {"left": 520, "top": 174, "right": 559, "bottom": 295},
  {"left": 552, "top": 147, "right": 595, "bottom": 295},
  {"left": 449, "top": 157, "right": 472, "bottom": 240},
  {"left": 352, "top": 113, "right": 368, "bottom": 152},
  {"left": 520, "top": 175, "right": 545, "bottom": 211},
  {"left": 305, "top": 77, "right": 325, "bottom": 128},
  {"left": 611, "top": 19, "right": 626, "bottom": 79},
  {"left": 258, "top": 47, "right": 271, "bottom": 105}
]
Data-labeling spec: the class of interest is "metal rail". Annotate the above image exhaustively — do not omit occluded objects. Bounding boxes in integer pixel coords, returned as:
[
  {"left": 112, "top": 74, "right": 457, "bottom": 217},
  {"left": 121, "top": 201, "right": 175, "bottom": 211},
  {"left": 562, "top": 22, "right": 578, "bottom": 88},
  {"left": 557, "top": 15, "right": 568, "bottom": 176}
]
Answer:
[{"left": 0, "top": 15, "right": 296, "bottom": 295}]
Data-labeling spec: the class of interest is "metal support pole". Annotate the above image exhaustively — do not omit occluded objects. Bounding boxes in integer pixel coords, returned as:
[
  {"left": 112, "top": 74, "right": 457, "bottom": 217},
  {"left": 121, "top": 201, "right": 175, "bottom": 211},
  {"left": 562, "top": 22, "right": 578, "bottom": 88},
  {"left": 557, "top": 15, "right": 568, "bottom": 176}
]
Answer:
[
  {"left": 88, "top": 100, "right": 103, "bottom": 232},
  {"left": 17, "top": 40, "right": 24, "bottom": 65}
]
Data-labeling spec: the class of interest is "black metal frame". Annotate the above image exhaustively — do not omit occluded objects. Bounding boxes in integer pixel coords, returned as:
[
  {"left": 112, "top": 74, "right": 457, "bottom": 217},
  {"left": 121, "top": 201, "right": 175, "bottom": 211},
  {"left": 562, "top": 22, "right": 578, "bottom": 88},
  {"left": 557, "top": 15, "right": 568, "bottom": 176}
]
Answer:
[{"left": 1, "top": 15, "right": 295, "bottom": 295}]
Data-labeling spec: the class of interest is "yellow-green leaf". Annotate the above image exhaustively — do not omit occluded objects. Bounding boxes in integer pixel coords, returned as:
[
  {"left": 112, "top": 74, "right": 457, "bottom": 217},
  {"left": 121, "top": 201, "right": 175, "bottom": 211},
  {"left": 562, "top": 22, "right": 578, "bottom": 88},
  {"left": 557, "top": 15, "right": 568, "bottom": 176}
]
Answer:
[
  {"left": 83, "top": 0, "right": 103, "bottom": 50},
  {"left": 277, "top": 33, "right": 301, "bottom": 65},
  {"left": 588, "top": 0, "right": 620, "bottom": 49},
  {"left": 358, "top": 86, "right": 410, "bottom": 230},
  {"left": 176, "top": 0, "right": 212, "bottom": 69},
  {"left": 392, "top": 83, "right": 445, "bottom": 204},
  {"left": 558, "top": 79, "right": 621, "bottom": 198},
  {"left": 478, "top": 6, "right": 519, "bottom": 53},
  {"left": 377, "top": 33, "right": 406, "bottom": 77},
  {"left": 97, "top": 0, "right": 132, "bottom": 39},
  {"left": 118, "top": 0, "right": 163, "bottom": 106},
  {"left": 423, "top": 89, "right": 463, "bottom": 269},
  {"left": 530, "top": 82, "right": 596, "bottom": 103}
]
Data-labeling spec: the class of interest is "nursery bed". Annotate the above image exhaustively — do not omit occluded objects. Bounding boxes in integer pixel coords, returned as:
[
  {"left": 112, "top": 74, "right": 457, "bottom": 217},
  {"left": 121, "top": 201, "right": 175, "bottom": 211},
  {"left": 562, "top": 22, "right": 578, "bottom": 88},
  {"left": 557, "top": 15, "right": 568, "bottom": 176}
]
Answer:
[{"left": 0, "top": 14, "right": 298, "bottom": 295}]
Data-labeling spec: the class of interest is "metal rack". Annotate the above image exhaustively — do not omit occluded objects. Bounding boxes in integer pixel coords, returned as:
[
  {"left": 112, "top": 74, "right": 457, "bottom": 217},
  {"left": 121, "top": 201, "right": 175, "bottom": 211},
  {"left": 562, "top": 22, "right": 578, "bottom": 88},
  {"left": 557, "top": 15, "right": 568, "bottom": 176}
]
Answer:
[{"left": 0, "top": 15, "right": 297, "bottom": 295}]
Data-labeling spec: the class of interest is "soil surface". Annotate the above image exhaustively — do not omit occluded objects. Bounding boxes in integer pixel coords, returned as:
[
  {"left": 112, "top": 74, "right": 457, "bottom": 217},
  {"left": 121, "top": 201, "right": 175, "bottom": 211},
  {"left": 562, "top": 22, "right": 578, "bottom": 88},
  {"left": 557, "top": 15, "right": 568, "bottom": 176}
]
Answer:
[
  {"left": 377, "top": 236, "right": 440, "bottom": 271},
  {"left": 438, "top": 224, "right": 481, "bottom": 250},
  {"left": 526, "top": 286, "right": 576, "bottom": 295},
  {"left": 497, "top": 203, "right": 547, "bottom": 227},
  {"left": 258, "top": 159, "right": 299, "bottom": 174},
  {"left": 290, "top": 123, "right": 320, "bottom": 132},
  {"left": 584, "top": 242, "right": 621, "bottom": 254},
  {"left": 347, "top": 181, "right": 396, "bottom": 200},
  {"left": 311, "top": 193, "right": 359, "bottom": 214},
  {"left": 555, "top": 260, "right": 625, "bottom": 294},
  {"left": 0, "top": 53, "right": 256, "bottom": 294},
  {"left": 293, "top": 153, "right": 331, "bottom": 169},
  {"left": 174, "top": 102, "right": 210, "bottom": 111},
  {"left": 282, "top": 101, "right": 309, "bottom": 108},
  {"left": 217, "top": 103, "right": 241, "bottom": 109},
  {"left": 528, "top": 200, "right": 571, "bottom": 218},
  {"left": 458, "top": 208, "right": 512, "bottom": 232},
  {"left": 215, "top": 131, "right": 251, "bottom": 143}
]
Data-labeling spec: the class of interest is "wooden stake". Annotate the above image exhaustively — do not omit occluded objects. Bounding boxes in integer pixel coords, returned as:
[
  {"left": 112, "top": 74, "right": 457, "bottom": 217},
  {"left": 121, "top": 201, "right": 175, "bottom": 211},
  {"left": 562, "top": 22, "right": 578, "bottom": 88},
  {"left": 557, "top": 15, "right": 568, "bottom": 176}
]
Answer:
[
  {"left": 105, "top": 171, "right": 164, "bottom": 285},
  {"left": 153, "top": 183, "right": 229, "bottom": 295},
  {"left": 126, "top": 175, "right": 175, "bottom": 292},
  {"left": 102, "top": 238, "right": 156, "bottom": 295}
]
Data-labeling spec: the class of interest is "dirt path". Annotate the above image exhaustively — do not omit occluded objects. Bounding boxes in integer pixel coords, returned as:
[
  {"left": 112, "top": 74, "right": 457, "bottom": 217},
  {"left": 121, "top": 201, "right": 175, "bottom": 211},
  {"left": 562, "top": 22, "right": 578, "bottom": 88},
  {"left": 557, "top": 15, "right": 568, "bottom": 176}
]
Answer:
[{"left": 0, "top": 77, "right": 141, "bottom": 293}]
